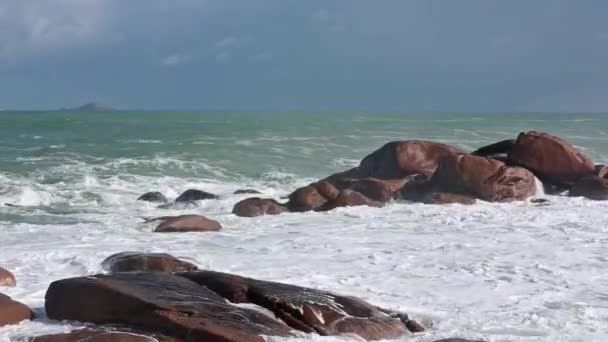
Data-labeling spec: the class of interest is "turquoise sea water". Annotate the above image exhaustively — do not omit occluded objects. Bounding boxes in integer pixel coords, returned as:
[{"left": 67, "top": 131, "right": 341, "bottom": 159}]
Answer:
[{"left": 1, "top": 111, "right": 607, "bottom": 181}]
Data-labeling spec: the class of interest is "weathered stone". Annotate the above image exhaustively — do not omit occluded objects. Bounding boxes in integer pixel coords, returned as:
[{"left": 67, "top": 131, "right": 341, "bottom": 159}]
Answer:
[
  {"left": 101, "top": 252, "right": 198, "bottom": 273},
  {"left": 154, "top": 215, "right": 222, "bottom": 233}
]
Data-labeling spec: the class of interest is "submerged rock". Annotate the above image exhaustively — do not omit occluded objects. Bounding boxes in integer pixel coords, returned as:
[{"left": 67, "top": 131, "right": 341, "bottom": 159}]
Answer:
[
  {"left": 154, "top": 215, "right": 222, "bottom": 233},
  {"left": 233, "top": 189, "right": 262, "bottom": 195},
  {"left": 0, "top": 293, "right": 33, "bottom": 327},
  {"left": 508, "top": 131, "right": 595, "bottom": 188},
  {"left": 136, "top": 192, "right": 168, "bottom": 203},
  {"left": 45, "top": 272, "right": 293, "bottom": 342},
  {"left": 0, "top": 267, "right": 16, "bottom": 287},
  {"left": 177, "top": 270, "right": 420, "bottom": 340},
  {"left": 232, "top": 198, "right": 288, "bottom": 217},
  {"left": 101, "top": 252, "right": 198, "bottom": 273},
  {"left": 175, "top": 189, "right": 218, "bottom": 202},
  {"left": 569, "top": 175, "right": 608, "bottom": 200},
  {"left": 422, "top": 192, "right": 476, "bottom": 205}
]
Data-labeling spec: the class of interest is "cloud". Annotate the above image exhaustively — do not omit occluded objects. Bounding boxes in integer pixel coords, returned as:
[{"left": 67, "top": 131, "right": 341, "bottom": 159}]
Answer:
[
  {"left": 0, "top": 0, "right": 110, "bottom": 59},
  {"left": 215, "top": 36, "right": 239, "bottom": 49},
  {"left": 162, "top": 54, "right": 189, "bottom": 66},
  {"left": 215, "top": 51, "right": 230, "bottom": 62},
  {"left": 311, "top": 9, "right": 330, "bottom": 23}
]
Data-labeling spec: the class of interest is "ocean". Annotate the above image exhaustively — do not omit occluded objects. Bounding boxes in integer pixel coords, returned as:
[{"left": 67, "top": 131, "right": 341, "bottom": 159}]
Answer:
[{"left": 1, "top": 111, "right": 607, "bottom": 341}]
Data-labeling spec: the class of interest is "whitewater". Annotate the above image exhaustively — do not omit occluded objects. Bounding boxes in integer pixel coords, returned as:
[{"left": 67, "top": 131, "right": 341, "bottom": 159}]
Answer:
[{"left": 1, "top": 111, "right": 607, "bottom": 342}]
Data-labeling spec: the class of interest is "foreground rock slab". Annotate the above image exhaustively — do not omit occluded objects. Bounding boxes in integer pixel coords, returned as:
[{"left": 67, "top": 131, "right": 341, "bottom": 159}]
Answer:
[
  {"left": 177, "top": 270, "right": 419, "bottom": 340},
  {"left": 0, "top": 267, "right": 16, "bottom": 287},
  {"left": 153, "top": 214, "right": 222, "bottom": 233},
  {"left": 32, "top": 328, "right": 179, "bottom": 342},
  {"left": 0, "top": 293, "right": 33, "bottom": 327},
  {"left": 45, "top": 272, "right": 293, "bottom": 342},
  {"left": 101, "top": 252, "right": 198, "bottom": 273}
]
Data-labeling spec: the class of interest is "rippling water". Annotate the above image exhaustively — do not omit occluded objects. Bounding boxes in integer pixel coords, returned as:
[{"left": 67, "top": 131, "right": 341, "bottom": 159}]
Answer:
[{"left": 1, "top": 111, "right": 607, "bottom": 341}]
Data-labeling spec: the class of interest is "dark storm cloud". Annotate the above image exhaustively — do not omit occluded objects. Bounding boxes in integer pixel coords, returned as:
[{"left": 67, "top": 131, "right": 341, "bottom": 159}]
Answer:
[{"left": 0, "top": 0, "right": 607, "bottom": 111}]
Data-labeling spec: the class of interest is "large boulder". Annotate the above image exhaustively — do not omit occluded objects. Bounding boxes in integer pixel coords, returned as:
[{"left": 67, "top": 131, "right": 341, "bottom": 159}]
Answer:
[
  {"left": 0, "top": 293, "right": 33, "bottom": 327},
  {"left": 177, "top": 270, "right": 420, "bottom": 340},
  {"left": 508, "top": 131, "right": 595, "bottom": 188},
  {"left": 137, "top": 192, "right": 168, "bottom": 203},
  {"left": 569, "top": 175, "right": 608, "bottom": 200},
  {"left": 32, "top": 328, "right": 179, "bottom": 342},
  {"left": 101, "top": 252, "right": 198, "bottom": 273},
  {"left": 357, "top": 140, "right": 464, "bottom": 179},
  {"left": 317, "top": 189, "right": 384, "bottom": 211},
  {"left": 154, "top": 215, "right": 222, "bottom": 233},
  {"left": 0, "top": 267, "right": 16, "bottom": 287},
  {"left": 232, "top": 198, "right": 289, "bottom": 217},
  {"left": 431, "top": 153, "right": 536, "bottom": 202},
  {"left": 45, "top": 272, "right": 293, "bottom": 342},
  {"left": 175, "top": 189, "right": 218, "bottom": 202}
]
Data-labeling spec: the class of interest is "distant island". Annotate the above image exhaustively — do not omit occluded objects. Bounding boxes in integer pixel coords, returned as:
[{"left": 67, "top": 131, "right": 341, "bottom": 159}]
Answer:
[{"left": 60, "top": 102, "right": 114, "bottom": 112}]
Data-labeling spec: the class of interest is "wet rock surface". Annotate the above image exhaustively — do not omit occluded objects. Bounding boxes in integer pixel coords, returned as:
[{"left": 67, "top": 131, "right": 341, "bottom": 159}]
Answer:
[
  {"left": 45, "top": 272, "right": 293, "bottom": 342},
  {"left": 101, "top": 252, "right": 198, "bottom": 273},
  {"left": 177, "top": 270, "right": 419, "bottom": 340},
  {"left": 0, "top": 293, "right": 33, "bottom": 327}
]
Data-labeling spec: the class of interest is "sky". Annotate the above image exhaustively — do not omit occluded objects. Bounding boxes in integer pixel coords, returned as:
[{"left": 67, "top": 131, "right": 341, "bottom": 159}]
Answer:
[{"left": 0, "top": 0, "right": 607, "bottom": 112}]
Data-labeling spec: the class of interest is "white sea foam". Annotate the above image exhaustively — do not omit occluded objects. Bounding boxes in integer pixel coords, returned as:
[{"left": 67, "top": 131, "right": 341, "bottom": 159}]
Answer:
[{"left": 1, "top": 171, "right": 607, "bottom": 341}]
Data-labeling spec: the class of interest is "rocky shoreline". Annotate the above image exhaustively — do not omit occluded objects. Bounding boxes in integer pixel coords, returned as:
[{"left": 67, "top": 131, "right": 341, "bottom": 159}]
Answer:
[{"left": 1, "top": 130, "right": 603, "bottom": 341}]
